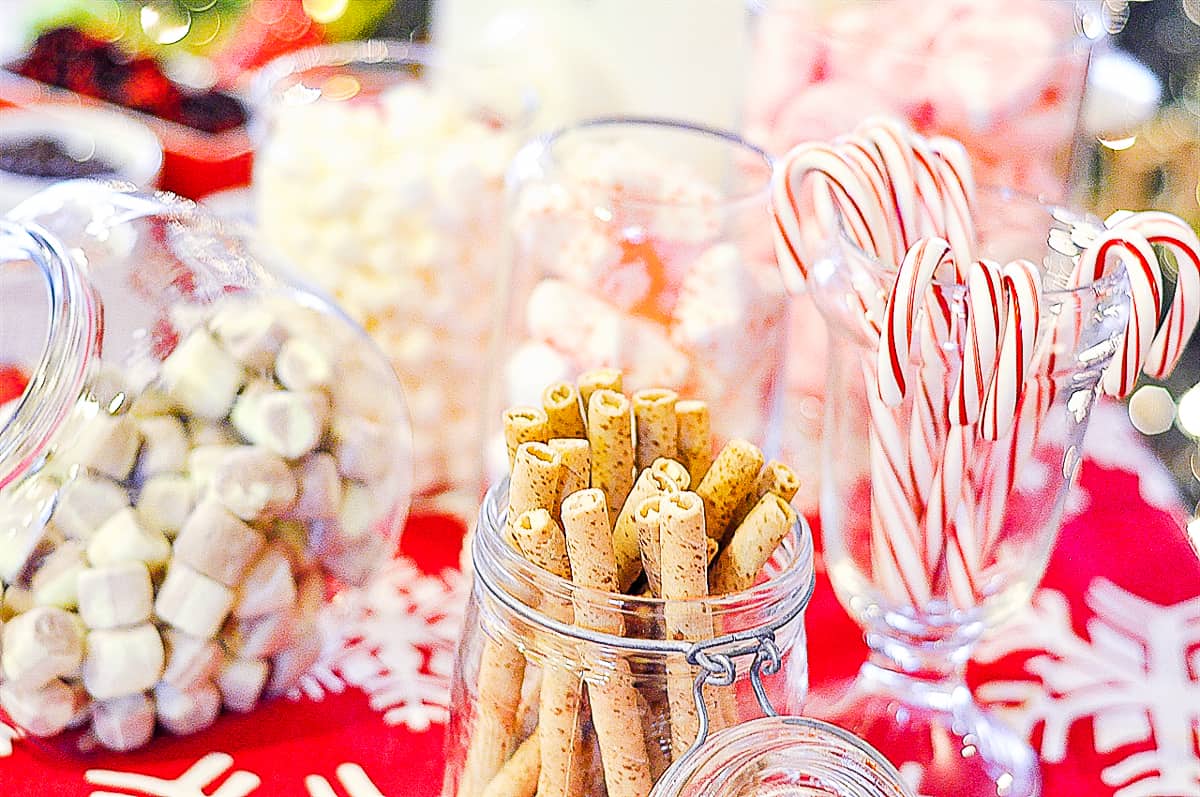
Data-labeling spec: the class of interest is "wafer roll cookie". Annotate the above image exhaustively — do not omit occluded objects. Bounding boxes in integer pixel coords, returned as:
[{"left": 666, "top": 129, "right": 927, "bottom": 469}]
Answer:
[
  {"left": 634, "top": 496, "right": 663, "bottom": 598},
  {"left": 695, "top": 439, "right": 764, "bottom": 543},
  {"left": 675, "top": 401, "right": 713, "bottom": 485},
  {"left": 632, "top": 389, "right": 678, "bottom": 471},
  {"left": 543, "top": 381, "right": 586, "bottom": 439},
  {"left": 503, "top": 407, "right": 550, "bottom": 470},
  {"left": 729, "top": 461, "right": 800, "bottom": 530},
  {"left": 505, "top": 443, "right": 563, "bottom": 549},
  {"left": 577, "top": 368, "right": 622, "bottom": 409},
  {"left": 613, "top": 460, "right": 688, "bottom": 592},
  {"left": 480, "top": 733, "right": 540, "bottom": 797},
  {"left": 586, "top": 390, "right": 635, "bottom": 525},
  {"left": 658, "top": 492, "right": 723, "bottom": 759},
  {"left": 548, "top": 438, "right": 590, "bottom": 514},
  {"left": 458, "top": 638, "right": 526, "bottom": 797},
  {"left": 711, "top": 494, "right": 796, "bottom": 595},
  {"left": 561, "top": 490, "right": 652, "bottom": 797}
]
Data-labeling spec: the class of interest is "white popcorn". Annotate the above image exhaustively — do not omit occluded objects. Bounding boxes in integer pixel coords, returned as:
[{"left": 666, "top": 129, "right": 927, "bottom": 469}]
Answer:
[
  {"left": 134, "top": 415, "right": 189, "bottom": 478},
  {"left": 155, "top": 680, "right": 220, "bottom": 736},
  {"left": 86, "top": 508, "right": 171, "bottom": 571},
  {"left": 154, "top": 564, "right": 234, "bottom": 639},
  {"left": 53, "top": 476, "right": 128, "bottom": 542},
  {"left": 286, "top": 453, "right": 342, "bottom": 520},
  {"left": 217, "top": 657, "right": 268, "bottom": 714},
  {"left": 209, "top": 447, "right": 298, "bottom": 521},
  {"left": 161, "top": 330, "right": 245, "bottom": 420},
  {"left": 232, "top": 388, "right": 329, "bottom": 460},
  {"left": 233, "top": 546, "right": 295, "bottom": 620},
  {"left": 174, "top": 499, "right": 266, "bottom": 587},
  {"left": 275, "top": 338, "right": 333, "bottom": 391},
  {"left": 1, "top": 607, "right": 84, "bottom": 687},
  {"left": 0, "top": 679, "right": 82, "bottom": 737},
  {"left": 92, "top": 693, "right": 155, "bottom": 751},
  {"left": 77, "top": 561, "right": 153, "bottom": 630},
  {"left": 30, "top": 541, "right": 89, "bottom": 609},
  {"left": 82, "top": 623, "right": 164, "bottom": 701},
  {"left": 67, "top": 411, "right": 143, "bottom": 482},
  {"left": 161, "top": 629, "right": 221, "bottom": 691},
  {"left": 136, "top": 473, "right": 194, "bottom": 537}
]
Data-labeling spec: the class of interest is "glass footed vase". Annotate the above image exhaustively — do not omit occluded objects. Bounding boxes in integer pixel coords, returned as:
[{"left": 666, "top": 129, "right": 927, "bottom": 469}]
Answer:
[{"left": 806, "top": 190, "right": 1130, "bottom": 797}]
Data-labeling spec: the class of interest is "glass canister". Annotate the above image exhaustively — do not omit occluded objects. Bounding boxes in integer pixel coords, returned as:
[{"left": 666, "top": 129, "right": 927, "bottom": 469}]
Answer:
[
  {"left": 252, "top": 40, "right": 534, "bottom": 514},
  {"left": 745, "top": 0, "right": 1106, "bottom": 199},
  {"left": 497, "top": 118, "right": 787, "bottom": 479},
  {"left": 442, "top": 480, "right": 814, "bottom": 796},
  {"left": 0, "top": 180, "right": 412, "bottom": 752}
]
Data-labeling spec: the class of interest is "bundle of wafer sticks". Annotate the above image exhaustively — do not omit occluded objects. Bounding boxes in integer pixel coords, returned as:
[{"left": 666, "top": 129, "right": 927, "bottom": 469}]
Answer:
[{"left": 458, "top": 368, "right": 801, "bottom": 797}]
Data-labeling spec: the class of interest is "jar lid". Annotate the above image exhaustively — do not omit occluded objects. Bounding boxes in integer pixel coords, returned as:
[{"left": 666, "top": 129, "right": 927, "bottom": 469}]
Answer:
[{"left": 651, "top": 716, "right": 915, "bottom": 797}]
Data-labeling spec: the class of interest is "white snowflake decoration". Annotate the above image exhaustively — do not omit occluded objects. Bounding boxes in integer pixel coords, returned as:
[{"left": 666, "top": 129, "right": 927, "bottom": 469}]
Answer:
[
  {"left": 976, "top": 578, "right": 1200, "bottom": 797},
  {"left": 292, "top": 556, "right": 469, "bottom": 732},
  {"left": 84, "top": 752, "right": 260, "bottom": 797},
  {"left": 304, "top": 762, "right": 385, "bottom": 797},
  {"left": 0, "top": 720, "right": 23, "bottom": 758}
]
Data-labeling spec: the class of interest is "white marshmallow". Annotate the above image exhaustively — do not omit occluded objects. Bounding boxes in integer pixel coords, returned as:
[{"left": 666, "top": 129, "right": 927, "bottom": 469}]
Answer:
[
  {"left": 2, "top": 584, "right": 32, "bottom": 620},
  {"left": 233, "top": 546, "right": 296, "bottom": 620},
  {"left": 135, "top": 473, "right": 194, "bottom": 537},
  {"left": 186, "top": 443, "right": 240, "bottom": 490},
  {"left": 0, "top": 679, "right": 81, "bottom": 737},
  {"left": 155, "top": 680, "right": 220, "bottom": 736},
  {"left": 232, "top": 388, "right": 329, "bottom": 460},
  {"left": 309, "top": 483, "right": 383, "bottom": 585},
  {"left": 83, "top": 624, "right": 164, "bottom": 700},
  {"left": 161, "top": 629, "right": 221, "bottom": 691},
  {"left": 1, "top": 607, "right": 84, "bottom": 687},
  {"left": 209, "top": 447, "right": 298, "bottom": 522},
  {"left": 209, "top": 305, "right": 287, "bottom": 370},
  {"left": 217, "top": 658, "right": 268, "bottom": 714},
  {"left": 225, "top": 611, "right": 295, "bottom": 660},
  {"left": 53, "top": 476, "right": 128, "bottom": 541},
  {"left": 69, "top": 411, "right": 143, "bottom": 481},
  {"left": 92, "top": 693, "right": 155, "bottom": 751},
  {"left": 275, "top": 338, "right": 333, "bottom": 391},
  {"left": 187, "top": 420, "right": 239, "bottom": 447},
  {"left": 286, "top": 453, "right": 342, "bottom": 520},
  {"left": 154, "top": 564, "right": 234, "bottom": 639},
  {"left": 161, "top": 330, "right": 245, "bottom": 420},
  {"left": 330, "top": 416, "right": 390, "bottom": 483},
  {"left": 129, "top": 388, "right": 176, "bottom": 418},
  {"left": 77, "top": 561, "right": 153, "bottom": 630},
  {"left": 134, "top": 415, "right": 189, "bottom": 478},
  {"left": 30, "top": 541, "right": 89, "bottom": 609},
  {"left": 266, "top": 624, "right": 322, "bottom": 698},
  {"left": 270, "top": 520, "right": 318, "bottom": 572},
  {"left": 86, "top": 508, "right": 171, "bottom": 571},
  {"left": 174, "top": 498, "right": 266, "bottom": 587}
]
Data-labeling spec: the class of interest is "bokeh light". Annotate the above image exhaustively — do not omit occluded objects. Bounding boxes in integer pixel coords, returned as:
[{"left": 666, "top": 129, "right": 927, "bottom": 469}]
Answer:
[
  {"left": 140, "top": 0, "right": 192, "bottom": 45},
  {"left": 303, "top": 0, "right": 350, "bottom": 24},
  {"left": 1178, "top": 384, "right": 1200, "bottom": 437}
]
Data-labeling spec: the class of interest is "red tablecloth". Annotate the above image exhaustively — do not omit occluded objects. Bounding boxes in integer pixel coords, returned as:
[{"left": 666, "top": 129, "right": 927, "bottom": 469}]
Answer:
[{"left": 0, "top": 401, "right": 1196, "bottom": 797}]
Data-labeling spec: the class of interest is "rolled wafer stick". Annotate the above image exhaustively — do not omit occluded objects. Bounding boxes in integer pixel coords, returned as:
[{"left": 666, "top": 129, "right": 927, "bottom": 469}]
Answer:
[
  {"left": 694, "top": 439, "right": 764, "bottom": 543},
  {"left": 658, "top": 492, "right": 727, "bottom": 759},
  {"left": 675, "top": 401, "right": 713, "bottom": 485},
  {"left": 577, "top": 369, "right": 622, "bottom": 410},
  {"left": 587, "top": 390, "right": 635, "bottom": 525},
  {"left": 459, "top": 638, "right": 527, "bottom": 797},
  {"left": 632, "top": 389, "right": 678, "bottom": 472},
  {"left": 504, "top": 407, "right": 550, "bottom": 470},
  {"left": 613, "top": 460, "right": 689, "bottom": 591},
  {"left": 710, "top": 494, "right": 796, "bottom": 595},
  {"left": 634, "top": 496, "right": 663, "bottom": 598},
  {"left": 560, "top": 490, "right": 652, "bottom": 797},
  {"left": 728, "top": 461, "right": 800, "bottom": 531},
  {"left": 543, "top": 382, "right": 587, "bottom": 440},
  {"left": 706, "top": 537, "right": 719, "bottom": 568},
  {"left": 480, "top": 733, "right": 540, "bottom": 797},
  {"left": 505, "top": 443, "right": 563, "bottom": 549},
  {"left": 548, "top": 439, "right": 590, "bottom": 507}
]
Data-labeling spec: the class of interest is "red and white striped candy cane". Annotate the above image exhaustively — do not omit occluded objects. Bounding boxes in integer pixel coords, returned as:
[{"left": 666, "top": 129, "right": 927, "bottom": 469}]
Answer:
[
  {"left": 950, "top": 259, "right": 1005, "bottom": 426},
  {"left": 877, "top": 238, "right": 953, "bottom": 406},
  {"left": 980, "top": 259, "right": 1042, "bottom": 441},
  {"left": 858, "top": 117, "right": 921, "bottom": 251}
]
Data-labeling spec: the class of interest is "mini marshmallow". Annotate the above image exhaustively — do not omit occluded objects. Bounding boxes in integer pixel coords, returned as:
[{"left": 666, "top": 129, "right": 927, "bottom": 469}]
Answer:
[
  {"left": 155, "top": 680, "right": 220, "bottom": 736},
  {"left": 0, "top": 679, "right": 80, "bottom": 737},
  {"left": 1, "top": 607, "right": 84, "bottom": 687},
  {"left": 161, "top": 330, "right": 245, "bottom": 420},
  {"left": 174, "top": 499, "right": 266, "bottom": 587},
  {"left": 86, "top": 508, "right": 171, "bottom": 571},
  {"left": 330, "top": 416, "right": 390, "bottom": 482},
  {"left": 285, "top": 453, "right": 342, "bottom": 520},
  {"left": 128, "top": 388, "right": 176, "bottom": 418},
  {"left": 136, "top": 473, "right": 195, "bottom": 537},
  {"left": 266, "top": 625, "right": 322, "bottom": 698},
  {"left": 154, "top": 564, "right": 234, "bottom": 639},
  {"left": 224, "top": 610, "right": 296, "bottom": 660},
  {"left": 53, "top": 476, "right": 128, "bottom": 541},
  {"left": 2, "top": 585, "right": 33, "bottom": 620},
  {"left": 77, "top": 561, "right": 153, "bottom": 630},
  {"left": 161, "top": 629, "right": 221, "bottom": 691},
  {"left": 233, "top": 388, "right": 329, "bottom": 460},
  {"left": 82, "top": 624, "right": 164, "bottom": 700},
  {"left": 92, "top": 693, "right": 155, "bottom": 751},
  {"left": 30, "top": 541, "right": 88, "bottom": 609},
  {"left": 309, "top": 484, "right": 381, "bottom": 585},
  {"left": 209, "top": 305, "right": 287, "bottom": 370},
  {"left": 69, "top": 411, "right": 143, "bottom": 481},
  {"left": 234, "top": 546, "right": 296, "bottom": 620},
  {"left": 271, "top": 520, "right": 318, "bottom": 571},
  {"left": 186, "top": 444, "right": 240, "bottom": 490},
  {"left": 134, "top": 415, "right": 189, "bottom": 478},
  {"left": 187, "top": 420, "right": 239, "bottom": 447},
  {"left": 217, "top": 657, "right": 268, "bottom": 714},
  {"left": 209, "top": 447, "right": 298, "bottom": 521},
  {"left": 276, "top": 338, "right": 333, "bottom": 391}
]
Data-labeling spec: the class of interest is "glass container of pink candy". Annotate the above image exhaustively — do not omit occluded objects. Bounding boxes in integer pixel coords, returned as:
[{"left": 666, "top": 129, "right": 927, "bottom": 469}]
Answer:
[
  {"left": 496, "top": 119, "right": 788, "bottom": 475},
  {"left": 0, "top": 181, "right": 412, "bottom": 753}
]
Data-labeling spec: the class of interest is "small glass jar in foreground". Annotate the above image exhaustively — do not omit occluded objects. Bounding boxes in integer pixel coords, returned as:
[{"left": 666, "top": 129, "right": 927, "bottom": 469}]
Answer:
[
  {"left": 442, "top": 481, "right": 814, "bottom": 796},
  {"left": 0, "top": 181, "right": 412, "bottom": 753},
  {"left": 498, "top": 118, "right": 787, "bottom": 478},
  {"left": 253, "top": 40, "right": 534, "bottom": 513}
]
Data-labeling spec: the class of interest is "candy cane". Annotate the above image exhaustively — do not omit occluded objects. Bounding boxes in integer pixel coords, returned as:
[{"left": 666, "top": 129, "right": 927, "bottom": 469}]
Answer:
[
  {"left": 859, "top": 117, "right": 921, "bottom": 250},
  {"left": 877, "top": 238, "right": 953, "bottom": 406},
  {"left": 980, "top": 260, "right": 1042, "bottom": 441},
  {"left": 950, "top": 259, "right": 1005, "bottom": 426}
]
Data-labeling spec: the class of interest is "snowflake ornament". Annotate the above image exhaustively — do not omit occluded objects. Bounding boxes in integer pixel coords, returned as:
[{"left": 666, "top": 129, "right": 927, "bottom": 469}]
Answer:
[
  {"left": 84, "top": 753, "right": 260, "bottom": 797},
  {"left": 0, "top": 720, "right": 23, "bottom": 758},
  {"left": 976, "top": 578, "right": 1200, "bottom": 797}
]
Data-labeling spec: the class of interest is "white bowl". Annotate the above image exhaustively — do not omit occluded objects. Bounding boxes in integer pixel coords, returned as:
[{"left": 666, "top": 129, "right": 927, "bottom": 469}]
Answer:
[{"left": 0, "top": 105, "right": 163, "bottom": 212}]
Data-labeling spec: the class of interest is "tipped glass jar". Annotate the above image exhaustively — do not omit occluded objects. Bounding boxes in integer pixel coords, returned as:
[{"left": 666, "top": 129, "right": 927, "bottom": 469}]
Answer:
[{"left": 0, "top": 181, "right": 411, "bottom": 753}]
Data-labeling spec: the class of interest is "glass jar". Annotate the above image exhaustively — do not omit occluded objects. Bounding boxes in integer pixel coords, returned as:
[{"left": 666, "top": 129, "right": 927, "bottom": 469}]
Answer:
[
  {"left": 252, "top": 40, "right": 533, "bottom": 514},
  {"left": 497, "top": 118, "right": 786, "bottom": 479},
  {"left": 442, "top": 480, "right": 814, "bottom": 796},
  {"left": 0, "top": 180, "right": 412, "bottom": 752},
  {"left": 651, "top": 716, "right": 914, "bottom": 797},
  {"left": 745, "top": 0, "right": 1105, "bottom": 199}
]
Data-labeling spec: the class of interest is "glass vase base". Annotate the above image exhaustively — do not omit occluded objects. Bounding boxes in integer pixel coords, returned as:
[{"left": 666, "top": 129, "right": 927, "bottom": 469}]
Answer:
[{"left": 807, "top": 665, "right": 1041, "bottom": 797}]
